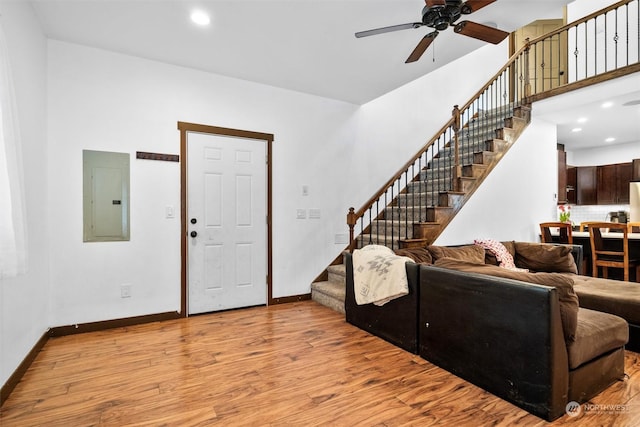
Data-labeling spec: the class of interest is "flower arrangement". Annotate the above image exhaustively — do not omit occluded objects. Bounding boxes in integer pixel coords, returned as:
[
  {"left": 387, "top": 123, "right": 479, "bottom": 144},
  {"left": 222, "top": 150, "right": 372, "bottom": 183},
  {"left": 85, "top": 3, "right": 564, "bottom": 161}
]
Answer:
[{"left": 558, "top": 204, "right": 571, "bottom": 223}]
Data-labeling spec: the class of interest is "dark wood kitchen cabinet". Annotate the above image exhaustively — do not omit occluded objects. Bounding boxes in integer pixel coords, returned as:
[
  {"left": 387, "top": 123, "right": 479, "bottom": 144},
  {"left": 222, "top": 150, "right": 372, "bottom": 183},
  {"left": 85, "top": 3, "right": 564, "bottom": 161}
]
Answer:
[
  {"left": 576, "top": 166, "right": 597, "bottom": 205},
  {"left": 558, "top": 149, "right": 567, "bottom": 203},
  {"left": 566, "top": 166, "right": 577, "bottom": 204},
  {"left": 633, "top": 159, "right": 640, "bottom": 180},
  {"left": 597, "top": 162, "right": 632, "bottom": 204}
]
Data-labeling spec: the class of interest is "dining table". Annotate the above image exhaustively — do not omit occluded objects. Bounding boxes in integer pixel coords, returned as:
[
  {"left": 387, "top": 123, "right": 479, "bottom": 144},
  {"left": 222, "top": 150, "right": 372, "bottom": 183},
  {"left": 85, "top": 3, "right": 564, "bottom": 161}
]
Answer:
[{"left": 545, "top": 229, "right": 640, "bottom": 280}]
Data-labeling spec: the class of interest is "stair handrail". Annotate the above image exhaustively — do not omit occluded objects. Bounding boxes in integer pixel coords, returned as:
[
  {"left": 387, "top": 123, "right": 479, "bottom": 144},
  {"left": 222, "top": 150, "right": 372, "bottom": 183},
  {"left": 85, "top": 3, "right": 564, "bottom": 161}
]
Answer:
[{"left": 347, "top": 42, "right": 531, "bottom": 251}]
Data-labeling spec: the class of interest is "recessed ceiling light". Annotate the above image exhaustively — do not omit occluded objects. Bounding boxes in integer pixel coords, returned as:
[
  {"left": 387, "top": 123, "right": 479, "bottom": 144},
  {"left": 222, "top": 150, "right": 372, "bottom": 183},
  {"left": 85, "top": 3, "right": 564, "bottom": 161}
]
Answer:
[
  {"left": 571, "top": 127, "right": 582, "bottom": 132},
  {"left": 191, "top": 10, "right": 210, "bottom": 26},
  {"left": 605, "top": 137, "right": 616, "bottom": 142},
  {"left": 577, "top": 117, "right": 587, "bottom": 123},
  {"left": 601, "top": 101, "right": 614, "bottom": 108}
]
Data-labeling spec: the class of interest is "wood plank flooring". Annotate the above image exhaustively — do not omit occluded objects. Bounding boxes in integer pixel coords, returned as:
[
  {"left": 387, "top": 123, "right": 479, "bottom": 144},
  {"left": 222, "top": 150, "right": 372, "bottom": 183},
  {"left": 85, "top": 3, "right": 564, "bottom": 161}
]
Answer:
[{"left": 2, "top": 301, "right": 640, "bottom": 426}]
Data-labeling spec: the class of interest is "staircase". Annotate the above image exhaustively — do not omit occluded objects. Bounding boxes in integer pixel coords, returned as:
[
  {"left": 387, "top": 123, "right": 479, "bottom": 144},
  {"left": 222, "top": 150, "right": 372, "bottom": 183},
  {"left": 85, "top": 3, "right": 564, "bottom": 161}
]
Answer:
[
  {"left": 310, "top": 0, "right": 640, "bottom": 315},
  {"left": 310, "top": 263, "right": 346, "bottom": 314},
  {"left": 311, "top": 104, "right": 531, "bottom": 313}
]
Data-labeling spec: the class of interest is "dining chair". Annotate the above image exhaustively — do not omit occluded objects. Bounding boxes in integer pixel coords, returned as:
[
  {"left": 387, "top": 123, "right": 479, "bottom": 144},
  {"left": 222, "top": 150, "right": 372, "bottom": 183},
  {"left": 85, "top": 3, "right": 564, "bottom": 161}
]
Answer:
[
  {"left": 540, "top": 222, "right": 573, "bottom": 244},
  {"left": 628, "top": 222, "right": 640, "bottom": 233},
  {"left": 588, "top": 222, "right": 640, "bottom": 282},
  {"left": 580, "top": 221, "right": 602, "bottom": 232}
]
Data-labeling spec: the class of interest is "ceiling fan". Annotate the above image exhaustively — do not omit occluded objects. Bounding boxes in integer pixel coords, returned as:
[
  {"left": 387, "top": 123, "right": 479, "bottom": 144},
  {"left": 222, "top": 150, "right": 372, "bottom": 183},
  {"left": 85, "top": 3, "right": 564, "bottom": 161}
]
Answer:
[{"left": 355, "top": 0, "right": 510, "bottom": 63}]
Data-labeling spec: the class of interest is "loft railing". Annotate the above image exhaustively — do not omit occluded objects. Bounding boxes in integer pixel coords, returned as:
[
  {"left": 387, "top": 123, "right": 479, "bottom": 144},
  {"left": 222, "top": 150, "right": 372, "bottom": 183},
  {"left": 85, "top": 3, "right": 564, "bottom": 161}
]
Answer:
[
  {"left": 347, "top": 0, "right": 639, "bottom": 252},
  {"left": 526, "top": 0, "right": 639, "bottom": 101}
]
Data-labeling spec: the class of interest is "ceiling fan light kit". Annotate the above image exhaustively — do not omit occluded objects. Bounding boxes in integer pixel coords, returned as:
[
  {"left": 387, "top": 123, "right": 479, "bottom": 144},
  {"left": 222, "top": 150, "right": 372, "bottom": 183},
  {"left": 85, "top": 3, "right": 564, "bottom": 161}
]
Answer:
[{"left": 355, "top": 0, "right": 507, "bottom": 63}]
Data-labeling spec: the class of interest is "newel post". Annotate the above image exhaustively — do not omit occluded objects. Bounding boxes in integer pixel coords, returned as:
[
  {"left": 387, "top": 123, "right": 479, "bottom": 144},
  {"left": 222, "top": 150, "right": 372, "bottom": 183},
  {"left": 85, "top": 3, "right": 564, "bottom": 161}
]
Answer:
[
  {"left": 347, "top": 207, "right": 357, "bottom": 252},
  {"left": 452, "top": 104, "right": 461, "bottom": 192}
]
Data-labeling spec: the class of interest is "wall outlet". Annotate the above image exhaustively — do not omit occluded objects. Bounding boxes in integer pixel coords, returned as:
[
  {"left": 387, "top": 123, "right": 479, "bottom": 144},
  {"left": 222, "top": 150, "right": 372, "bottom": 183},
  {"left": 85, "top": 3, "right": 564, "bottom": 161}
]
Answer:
[{"left": 120, "top": 284, "right": 132, "bottom": 298}]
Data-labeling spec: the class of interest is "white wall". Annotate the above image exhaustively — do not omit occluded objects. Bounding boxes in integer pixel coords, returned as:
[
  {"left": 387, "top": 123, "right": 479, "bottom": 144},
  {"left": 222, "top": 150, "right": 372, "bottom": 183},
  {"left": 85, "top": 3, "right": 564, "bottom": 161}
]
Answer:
[
  {"left": 348, "top": 41, "right": 510, "bottom": 220},
  {"left": 0, "top": 2, "right": 49, "bottom": 387},
  {"left": 47, "top": 40, "right": 361, "bottom": 325},
  {"left": 436, "top": 118, "right": 559, "bottom": 245},
  {"left": 46, "top": 35, "right": 521, "bottom": 326},
  {"left": 352, "top": 40, "right": 559, "bottom": 247},
  {"left": 1, "top": 0, "right": 567, "bottom": 389}
]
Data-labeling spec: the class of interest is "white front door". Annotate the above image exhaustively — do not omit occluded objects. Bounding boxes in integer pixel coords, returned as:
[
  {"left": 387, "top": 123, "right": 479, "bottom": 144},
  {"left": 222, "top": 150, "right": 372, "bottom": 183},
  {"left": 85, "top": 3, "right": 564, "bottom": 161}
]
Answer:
[{"left": 187, "top": 131, "right": 267, "bottom": 314}]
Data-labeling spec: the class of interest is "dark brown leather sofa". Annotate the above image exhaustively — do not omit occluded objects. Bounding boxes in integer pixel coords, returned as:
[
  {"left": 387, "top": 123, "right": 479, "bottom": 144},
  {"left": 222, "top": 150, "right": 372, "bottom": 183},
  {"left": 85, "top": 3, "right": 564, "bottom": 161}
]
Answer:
[
  {"left": 344, "top": 242, "right": 629, "bottom": 421},
  {"left": 419, "top": 264, "right": 627, "bottom": 421},
  {"left": 344, "top": 251, "right": 419, "bottom": 353}
]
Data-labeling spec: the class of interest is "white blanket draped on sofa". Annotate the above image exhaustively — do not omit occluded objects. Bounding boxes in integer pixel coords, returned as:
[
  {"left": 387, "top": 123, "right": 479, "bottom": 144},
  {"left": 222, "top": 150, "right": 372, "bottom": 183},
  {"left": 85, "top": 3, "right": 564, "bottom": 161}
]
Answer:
[{"left": 352, "top": 245, "right": 412, "bottom": 306}]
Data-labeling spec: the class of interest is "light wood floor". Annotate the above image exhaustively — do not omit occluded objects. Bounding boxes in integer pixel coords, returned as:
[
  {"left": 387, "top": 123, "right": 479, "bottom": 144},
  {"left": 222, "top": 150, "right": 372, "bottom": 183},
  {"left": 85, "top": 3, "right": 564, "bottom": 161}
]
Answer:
[{"left": 2, "top": 301, "right": 640, "bottom": 426}]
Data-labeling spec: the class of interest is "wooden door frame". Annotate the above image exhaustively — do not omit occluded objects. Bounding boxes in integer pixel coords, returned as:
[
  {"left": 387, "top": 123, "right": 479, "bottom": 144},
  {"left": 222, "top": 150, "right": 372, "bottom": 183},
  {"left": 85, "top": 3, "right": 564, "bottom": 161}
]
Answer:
[{"left": 178, "top": 121, "right": 273, "bottom": 316}]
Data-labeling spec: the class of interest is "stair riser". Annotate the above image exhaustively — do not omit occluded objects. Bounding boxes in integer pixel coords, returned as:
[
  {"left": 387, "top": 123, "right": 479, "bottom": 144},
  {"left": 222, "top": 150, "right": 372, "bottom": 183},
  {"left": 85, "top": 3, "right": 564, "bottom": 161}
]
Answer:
[
  {"left": 311, "top": 292, "right": 345, "bottom": 314},
  {"left": 437, "top": 138, "right": 498, "bottom": 156},
  {"left": 436, "top": 143, "right": 491, "bottom": 158},
  {"left": 405, "top": 182, "right": 451, "bottom": 194},
  {"left": 428, "top": 150, "right": 483, "bottom": 165},
  {"left": 419, "top": 168, "right": 454, "bottom": 181},
  {"left": 369, "top": 222, "right": 414, "bottom": 239},
  {"left": 434, "top": 148, "right": 481, "bottom": 159},
  {"left": 384, "top": 207, "right": 429, "bottom": 222},
  {"left": 328, "top": 271, "right": 345, "bottom": 284},
  {"left": 395, "top": 193, "right": 439, "bottom": 207}
]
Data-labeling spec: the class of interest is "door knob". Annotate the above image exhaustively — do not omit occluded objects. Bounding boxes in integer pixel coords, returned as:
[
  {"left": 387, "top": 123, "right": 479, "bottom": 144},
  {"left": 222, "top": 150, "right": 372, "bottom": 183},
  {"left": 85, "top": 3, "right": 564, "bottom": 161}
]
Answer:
[
  {"left": 190, "top": 231, "right": 197, "bottom": 238},
  {"left": 190, "top": 218, "right": 197, "bottom": 224}
]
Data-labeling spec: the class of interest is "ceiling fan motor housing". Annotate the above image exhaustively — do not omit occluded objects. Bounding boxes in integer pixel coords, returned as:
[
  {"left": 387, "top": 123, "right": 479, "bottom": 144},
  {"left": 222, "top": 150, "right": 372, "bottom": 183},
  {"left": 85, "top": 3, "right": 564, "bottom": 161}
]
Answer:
[{"left": 422, "top": 2, "right": 463, "bottom": 30}]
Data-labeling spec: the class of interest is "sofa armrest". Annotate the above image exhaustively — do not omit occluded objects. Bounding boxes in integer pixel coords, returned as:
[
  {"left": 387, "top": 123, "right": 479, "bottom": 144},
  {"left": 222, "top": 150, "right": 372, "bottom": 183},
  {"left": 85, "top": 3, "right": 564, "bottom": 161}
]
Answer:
[
  {"left": 344, "top": 252, "right": 420, "bottom": 353},
  {"left": 419, "top": 265, "right": 569, "bottom": 421}
]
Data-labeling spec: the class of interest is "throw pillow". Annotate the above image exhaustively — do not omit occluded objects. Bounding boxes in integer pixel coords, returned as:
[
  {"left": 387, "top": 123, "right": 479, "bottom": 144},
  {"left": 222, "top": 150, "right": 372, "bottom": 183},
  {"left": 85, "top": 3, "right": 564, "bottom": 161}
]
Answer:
[
  {"left": 434, "top": 257, "right": 579, "bottom": 343},
  {"left": 427, "top": 244, "right": 485, "bottom": 264},
  {"left": 514, "top": 242, "right": 578, "bottom": 274},
  {"left": 473, "top": 239, "right": 517, "bottom": 269},
  {"left": 395, "top": 247, "right": 432, "bottom": 264}
]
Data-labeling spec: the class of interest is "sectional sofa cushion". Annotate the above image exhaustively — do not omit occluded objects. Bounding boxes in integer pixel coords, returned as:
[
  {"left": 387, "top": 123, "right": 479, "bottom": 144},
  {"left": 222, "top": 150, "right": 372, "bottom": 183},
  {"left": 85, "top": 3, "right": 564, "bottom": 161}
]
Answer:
[
  {"left": 433, "top": 258, "right": 579, "bottom": 342},
  {"left": 567, "top": 308, "right": 628, "bottom": 369},
  {"left": 572, "top": 275, "right": 640, "bottom": 326},
  {"left": 427, "top": 244, "right": 485, "bottom": 264},
  {"left": 513, "top": 242, "right": 578, "bottom": 274},
  {"left": 395, "top": 247, "right": 433, "bottom": 264}
]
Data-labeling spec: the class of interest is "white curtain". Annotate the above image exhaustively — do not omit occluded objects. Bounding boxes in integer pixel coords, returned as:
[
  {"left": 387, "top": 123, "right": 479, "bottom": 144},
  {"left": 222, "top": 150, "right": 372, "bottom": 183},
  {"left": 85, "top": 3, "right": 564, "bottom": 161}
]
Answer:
[{"left": 0, "top": 20, "right": 27, "bottom": 278}]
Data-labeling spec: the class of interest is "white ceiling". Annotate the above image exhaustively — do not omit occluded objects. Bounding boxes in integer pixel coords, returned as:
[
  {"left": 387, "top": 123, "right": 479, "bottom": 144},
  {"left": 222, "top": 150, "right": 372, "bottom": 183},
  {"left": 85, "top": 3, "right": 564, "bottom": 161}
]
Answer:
[
  {"left": 30, "top": 0, "right": 572, "bottom": 105},
  {"left": 535, "top": 74, "right": 640, "bottom": 151},
  {"left": 29, "top": 0, "right": 638, "bottom": 151}
]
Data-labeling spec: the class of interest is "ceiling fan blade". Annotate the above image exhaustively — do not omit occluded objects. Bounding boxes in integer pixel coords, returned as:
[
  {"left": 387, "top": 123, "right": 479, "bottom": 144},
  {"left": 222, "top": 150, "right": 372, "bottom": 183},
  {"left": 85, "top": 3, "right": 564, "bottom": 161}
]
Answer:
[
  {"left": 405, "top": 31, "right": 439, "bottom": 63},
  {"left": 454, "top": 20, "right": 509, "bottom": 44},
  {"left": 355, "top": 22, "right": 423, "bottom": 38},
  {"left": 461, "top": 0, "right": 498, "bottom": 14}
]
